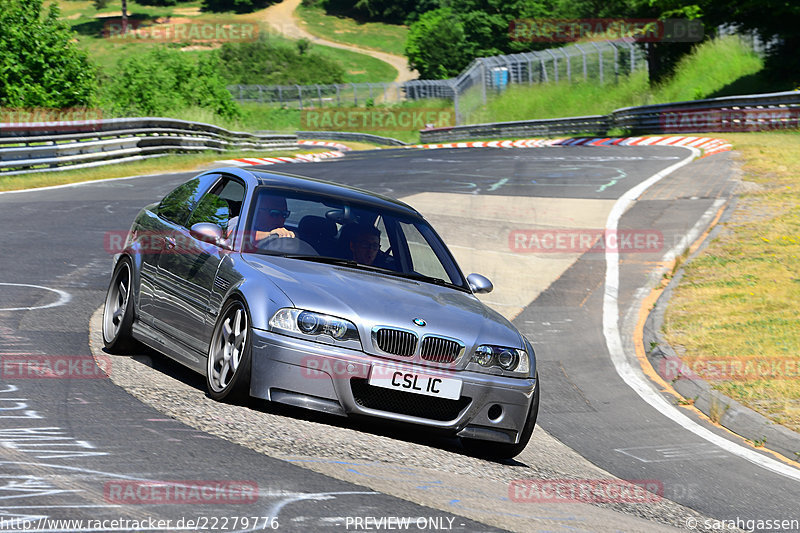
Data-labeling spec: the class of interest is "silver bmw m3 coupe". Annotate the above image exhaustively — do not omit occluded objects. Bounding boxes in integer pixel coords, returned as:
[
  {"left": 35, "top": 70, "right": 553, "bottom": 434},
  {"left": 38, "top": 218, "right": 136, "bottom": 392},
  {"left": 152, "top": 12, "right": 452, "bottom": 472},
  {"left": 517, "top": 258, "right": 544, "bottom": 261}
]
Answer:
[{"left": 103, "top": 167, "right": 539, "bottom": 459}]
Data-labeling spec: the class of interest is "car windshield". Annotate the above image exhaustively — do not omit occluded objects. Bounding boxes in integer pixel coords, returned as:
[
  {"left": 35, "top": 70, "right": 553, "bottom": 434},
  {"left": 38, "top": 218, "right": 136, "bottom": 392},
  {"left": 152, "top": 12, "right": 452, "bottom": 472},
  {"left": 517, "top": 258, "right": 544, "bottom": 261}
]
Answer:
[{"left": 242, "top": 187, "right": 468, "bottom": 290}]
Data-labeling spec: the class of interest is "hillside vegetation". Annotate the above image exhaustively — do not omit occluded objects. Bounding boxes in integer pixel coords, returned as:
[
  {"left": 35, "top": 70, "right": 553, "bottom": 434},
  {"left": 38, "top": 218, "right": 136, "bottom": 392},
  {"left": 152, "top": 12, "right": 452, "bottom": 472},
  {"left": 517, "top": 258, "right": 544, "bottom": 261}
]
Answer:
[
  {"left": 316, "top": 0, "right": 799, "bottom": 87},
  {"left": 55, "top": 0, "right": 395, "bottom": 82},
  {"left": 296, "top": 3, "right": 408, "bottom": 56},
  {"left": 470, "top": 36, "right": 766, "bottom": 125}
]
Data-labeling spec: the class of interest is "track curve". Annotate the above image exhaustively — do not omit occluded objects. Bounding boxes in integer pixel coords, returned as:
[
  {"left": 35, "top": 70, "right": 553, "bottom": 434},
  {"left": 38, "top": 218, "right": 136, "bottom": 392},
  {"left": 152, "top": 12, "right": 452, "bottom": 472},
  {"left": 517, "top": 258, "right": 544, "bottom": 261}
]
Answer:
[{"left": 1, "top": 147, "right": 798, "bottom": 532}]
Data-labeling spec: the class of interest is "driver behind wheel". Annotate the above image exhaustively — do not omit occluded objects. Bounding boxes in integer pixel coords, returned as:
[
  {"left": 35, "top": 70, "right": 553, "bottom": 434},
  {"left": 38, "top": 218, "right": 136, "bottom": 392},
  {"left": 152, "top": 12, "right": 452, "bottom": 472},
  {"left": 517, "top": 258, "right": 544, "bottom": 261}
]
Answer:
[{"left": 253, "top": 195, "right": 295, "bottom": 241}]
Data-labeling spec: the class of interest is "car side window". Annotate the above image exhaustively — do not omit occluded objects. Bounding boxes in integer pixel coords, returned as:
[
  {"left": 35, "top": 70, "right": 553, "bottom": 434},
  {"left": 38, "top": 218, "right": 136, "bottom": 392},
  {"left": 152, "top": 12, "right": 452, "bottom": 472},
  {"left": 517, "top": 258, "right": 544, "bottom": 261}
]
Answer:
[
  {"left": 187, "top": 177, "right": 246, "bottom": 237},
  {"left": 399, "top": 221, "right": 451, "bottom": 281},
  {"left": 157, "top": 174, "right": 219, "bottom": 226}
]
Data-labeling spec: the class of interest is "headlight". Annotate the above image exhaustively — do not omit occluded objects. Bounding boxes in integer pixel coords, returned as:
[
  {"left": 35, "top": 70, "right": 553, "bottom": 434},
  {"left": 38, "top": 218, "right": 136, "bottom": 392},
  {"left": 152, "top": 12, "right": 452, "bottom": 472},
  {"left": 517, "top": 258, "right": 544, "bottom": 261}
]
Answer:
[
  {"left": 269, "top": 308, "right": 360, "bottom": 344},
  {"left": 471, "top": 345, "right": 529, "bottom": 375},
  {"left": 474, "top": 345, "right": 494, "bottom": 367}
]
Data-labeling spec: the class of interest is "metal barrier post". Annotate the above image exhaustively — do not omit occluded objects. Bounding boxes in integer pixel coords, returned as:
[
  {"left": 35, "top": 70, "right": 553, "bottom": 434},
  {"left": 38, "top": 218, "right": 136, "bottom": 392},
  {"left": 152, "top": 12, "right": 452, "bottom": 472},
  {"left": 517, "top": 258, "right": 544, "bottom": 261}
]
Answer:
[
  {"left": 590, "top": 42, "right": 603, "bottom": 84},
  {"left": 561, "top": 48, "right": 571, "bottom": 83},
  {"left": 608, "top": 41, "right": 619, "bottom": 83},
  {"left": 480, "top": 59, "right": 487, "bottom": 105},
  {"left": 575, "top": 44, "right": 587, "bottom": 81}
]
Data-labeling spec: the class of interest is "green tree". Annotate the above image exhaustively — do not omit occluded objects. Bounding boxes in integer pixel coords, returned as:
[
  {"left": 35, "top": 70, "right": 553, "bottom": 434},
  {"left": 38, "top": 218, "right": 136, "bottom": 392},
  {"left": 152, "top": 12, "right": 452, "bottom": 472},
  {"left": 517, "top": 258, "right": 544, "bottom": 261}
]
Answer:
[
  {"left": 405, "top": 8, "right": 471, "bottom": 79},
  {"left": 320, "top": 0, "right": 440, "bottom": 23},
  {"left": 404, "top": 1, "right": 562, "bottom": 79},
  {"left": 0, "top": 0, "right": 98, "bottom": 107},
  {"left": 92, "top": 0, "right": 130, "bottom": 33},
  {"left": 722, "top": 0, "right": 800, "bottom": 86},
  {"left": 101, "top": 48, "right": 241, "bottom": 118}
]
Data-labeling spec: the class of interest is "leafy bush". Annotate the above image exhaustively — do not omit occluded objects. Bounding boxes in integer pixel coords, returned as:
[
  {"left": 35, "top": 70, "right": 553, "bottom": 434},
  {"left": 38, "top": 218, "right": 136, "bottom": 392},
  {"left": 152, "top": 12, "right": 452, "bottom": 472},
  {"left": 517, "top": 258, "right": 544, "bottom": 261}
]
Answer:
[
  {"left": 218, "top": 37, "right": 346, "bottom": 85},
  {"left": 0, "top": 0, "right": 98, "bottom": 107},
  {"left": 101, "top": 48, "right": 241, "bottom": 119}
]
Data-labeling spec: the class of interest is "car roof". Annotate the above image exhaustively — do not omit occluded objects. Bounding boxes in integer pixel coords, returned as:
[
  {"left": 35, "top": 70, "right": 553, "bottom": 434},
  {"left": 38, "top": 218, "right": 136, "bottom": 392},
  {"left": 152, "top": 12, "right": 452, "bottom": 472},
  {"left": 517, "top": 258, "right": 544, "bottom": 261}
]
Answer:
[{"left": 244, "top": 168, "right": 422, "bottom": 217}]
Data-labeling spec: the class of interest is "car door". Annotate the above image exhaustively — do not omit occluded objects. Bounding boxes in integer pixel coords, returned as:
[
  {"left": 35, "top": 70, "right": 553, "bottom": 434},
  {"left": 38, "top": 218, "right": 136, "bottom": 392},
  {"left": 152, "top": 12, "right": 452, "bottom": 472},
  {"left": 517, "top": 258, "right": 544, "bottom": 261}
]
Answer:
[
  {"left": 139, "top": 174, "right": 219, "bottom": 325},
  {"left": 153, "top": 175, "right": 246, "bottom": 355}
]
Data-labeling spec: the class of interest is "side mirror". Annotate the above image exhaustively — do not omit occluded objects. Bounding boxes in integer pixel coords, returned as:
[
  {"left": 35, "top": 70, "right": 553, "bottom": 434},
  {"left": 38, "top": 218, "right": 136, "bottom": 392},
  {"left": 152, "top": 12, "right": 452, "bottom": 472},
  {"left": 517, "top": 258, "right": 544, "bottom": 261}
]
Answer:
[
  {"left": 190, "top": 222, "right": 228, "bottom": 248},
  {"left": 467, "top": 273, "right": 493, "bottom": 294}
]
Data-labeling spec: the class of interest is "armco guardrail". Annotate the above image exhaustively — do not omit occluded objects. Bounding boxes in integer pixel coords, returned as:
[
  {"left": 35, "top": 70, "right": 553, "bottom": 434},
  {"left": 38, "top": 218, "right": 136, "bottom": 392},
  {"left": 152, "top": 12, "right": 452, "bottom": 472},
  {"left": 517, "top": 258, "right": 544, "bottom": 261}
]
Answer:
[
  {"left": 420, "top": 115, "right": 610, "bottom": 142},
  {"left": 0, "top": 117, "right": 298, "bottom": 176},
  {"left": 420, "top": 90, "right": 800, "bottom": 142},
  {"left": 612, "top": 90, "right": 800, "bottom": 133},
  {"left": 296, "top": 131, "right": 406, "bottom": 146}
]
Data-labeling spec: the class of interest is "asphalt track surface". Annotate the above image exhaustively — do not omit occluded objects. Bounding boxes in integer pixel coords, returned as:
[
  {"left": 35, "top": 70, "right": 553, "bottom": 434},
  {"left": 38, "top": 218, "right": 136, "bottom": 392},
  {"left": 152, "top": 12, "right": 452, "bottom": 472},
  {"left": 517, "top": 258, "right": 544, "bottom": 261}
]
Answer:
[{"left": 0, "top": 146, "right": 797, "bottom": 532}]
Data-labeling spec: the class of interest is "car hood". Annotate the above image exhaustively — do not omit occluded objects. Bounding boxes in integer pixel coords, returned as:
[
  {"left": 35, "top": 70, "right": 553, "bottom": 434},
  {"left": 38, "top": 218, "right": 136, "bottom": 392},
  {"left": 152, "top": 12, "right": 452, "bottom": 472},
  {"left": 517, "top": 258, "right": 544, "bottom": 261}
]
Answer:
[{"left": 242, "top": 254, "right": 523, "bottom": 355}]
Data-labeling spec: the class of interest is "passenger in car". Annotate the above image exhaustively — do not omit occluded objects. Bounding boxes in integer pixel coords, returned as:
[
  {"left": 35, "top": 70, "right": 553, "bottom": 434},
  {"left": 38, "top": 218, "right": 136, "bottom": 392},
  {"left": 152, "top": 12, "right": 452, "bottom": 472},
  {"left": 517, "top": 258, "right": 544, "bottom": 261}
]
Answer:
[{"left": 348, "top": 224, "right": 381, "bottom": 265}]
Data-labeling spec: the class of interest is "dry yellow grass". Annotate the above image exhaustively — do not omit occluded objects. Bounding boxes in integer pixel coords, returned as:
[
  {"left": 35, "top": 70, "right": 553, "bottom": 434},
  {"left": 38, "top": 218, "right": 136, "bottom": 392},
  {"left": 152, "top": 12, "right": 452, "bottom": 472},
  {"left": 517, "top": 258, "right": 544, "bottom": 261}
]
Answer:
[{"left": 664, "top": 131, "right": 800, "bottom": 431}]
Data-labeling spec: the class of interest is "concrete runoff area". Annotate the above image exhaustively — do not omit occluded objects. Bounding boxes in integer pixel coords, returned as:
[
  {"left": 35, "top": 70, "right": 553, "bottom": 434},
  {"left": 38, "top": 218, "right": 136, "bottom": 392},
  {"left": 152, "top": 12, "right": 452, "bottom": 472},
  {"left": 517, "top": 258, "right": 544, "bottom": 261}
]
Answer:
[{"left": 404, "top": 193, "right": 616, "bottom": 318}]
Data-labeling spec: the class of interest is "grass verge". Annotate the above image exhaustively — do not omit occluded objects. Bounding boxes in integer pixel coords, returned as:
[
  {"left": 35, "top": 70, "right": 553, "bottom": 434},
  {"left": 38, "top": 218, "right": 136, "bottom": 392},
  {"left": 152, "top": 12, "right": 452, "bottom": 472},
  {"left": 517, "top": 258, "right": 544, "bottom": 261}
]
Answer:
[
  {"left": 309, "top": 40, "right": 398, "bottom": 82},
  {"left": 663, "top": 131, "right": 800, "bottom": 432},
  {"left": 296, "top": 4, "right": 408, "bottom": 57},
  {"left": 0, "top": 148, "right": 330, "bottom": 192}
]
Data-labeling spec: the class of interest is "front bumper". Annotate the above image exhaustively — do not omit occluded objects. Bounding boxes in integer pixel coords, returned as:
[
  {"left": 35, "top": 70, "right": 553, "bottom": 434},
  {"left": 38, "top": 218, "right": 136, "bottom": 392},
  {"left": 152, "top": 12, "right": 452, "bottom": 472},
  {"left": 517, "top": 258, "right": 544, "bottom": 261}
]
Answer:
[{"left": 250, "top": 329, "right": 536, "bottom": 444}]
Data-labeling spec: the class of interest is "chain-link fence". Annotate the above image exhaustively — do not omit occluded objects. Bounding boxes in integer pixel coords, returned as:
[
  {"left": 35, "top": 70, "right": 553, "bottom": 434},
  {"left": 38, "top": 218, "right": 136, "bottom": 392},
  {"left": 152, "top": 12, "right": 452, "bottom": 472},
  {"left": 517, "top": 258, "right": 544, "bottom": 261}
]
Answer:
[
  {"left": 227, "top": 83, "right": 409, "bottom": 108},
  {"left": 228, "top": 40, "right": 647, "bottom": 125}
]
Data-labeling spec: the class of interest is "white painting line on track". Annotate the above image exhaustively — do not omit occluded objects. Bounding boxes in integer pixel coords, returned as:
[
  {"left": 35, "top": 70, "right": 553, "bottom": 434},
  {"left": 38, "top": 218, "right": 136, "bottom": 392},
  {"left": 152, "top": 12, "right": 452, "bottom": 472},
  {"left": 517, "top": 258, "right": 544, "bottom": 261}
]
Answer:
[
  {"left": 0, "top": 283, "right": 71, "bottom": 312},
  {"left": 602, "top": 146, "right": 800, "bottom": 483}
]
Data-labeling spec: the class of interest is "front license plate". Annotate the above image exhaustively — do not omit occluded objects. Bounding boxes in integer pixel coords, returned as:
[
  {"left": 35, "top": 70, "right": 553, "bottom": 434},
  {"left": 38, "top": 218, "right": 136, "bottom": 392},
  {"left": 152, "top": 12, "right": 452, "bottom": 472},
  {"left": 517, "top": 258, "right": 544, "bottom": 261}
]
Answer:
[{"left": 368, "top": 365, "right": 462, "bottom": 400}]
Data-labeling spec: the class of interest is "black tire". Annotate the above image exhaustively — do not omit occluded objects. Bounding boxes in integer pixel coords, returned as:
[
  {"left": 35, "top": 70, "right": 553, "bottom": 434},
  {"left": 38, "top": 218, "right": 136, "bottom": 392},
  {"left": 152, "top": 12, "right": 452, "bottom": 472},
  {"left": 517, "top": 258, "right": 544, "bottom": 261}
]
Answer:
[
  {"left": 206, "top": 298, "right": 252, "bottom": 403},
  {"left": 102, "top": 257, "right": 137, "bottom": 353},
  {"left": 461, "top": 373, "right": 540, "bottom": 461}
]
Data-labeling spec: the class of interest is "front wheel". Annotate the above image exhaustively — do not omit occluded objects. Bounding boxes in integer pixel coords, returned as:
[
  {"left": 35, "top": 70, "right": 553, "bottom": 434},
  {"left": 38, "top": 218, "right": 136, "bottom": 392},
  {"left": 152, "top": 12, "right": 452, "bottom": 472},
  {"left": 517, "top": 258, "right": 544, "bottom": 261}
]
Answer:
[
  {"left": 207, "top": 299, "right": 252, "bottom": 403},
  {"left": 102, "top": 257, "right": 136, "bottom": 353},
  {"left": 461, "top": 373, "right": 540, "bottom": 461}
]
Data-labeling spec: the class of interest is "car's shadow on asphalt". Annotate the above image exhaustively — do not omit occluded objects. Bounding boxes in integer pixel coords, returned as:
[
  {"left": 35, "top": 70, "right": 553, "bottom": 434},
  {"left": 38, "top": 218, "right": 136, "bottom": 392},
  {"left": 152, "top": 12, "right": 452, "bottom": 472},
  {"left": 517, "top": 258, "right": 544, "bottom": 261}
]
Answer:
[
  {"left": 112, "top": 341, "right": 530, "bottom": 468},
  {"left": 248, "top": 399, "right": 531, "bottom": 468},
  {"left": 103, "top": 341, "right": 207, "bottom": 390}
]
